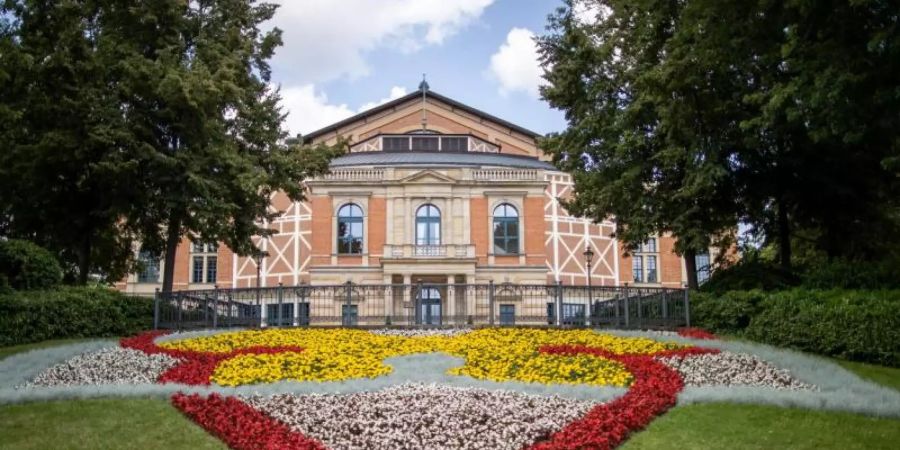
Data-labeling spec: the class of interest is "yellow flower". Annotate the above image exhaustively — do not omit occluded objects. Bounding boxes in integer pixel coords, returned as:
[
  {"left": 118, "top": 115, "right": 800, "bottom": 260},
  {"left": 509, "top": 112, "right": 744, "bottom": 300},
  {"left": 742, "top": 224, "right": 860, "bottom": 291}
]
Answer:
[{"left": 160, "top": 328, "right": 681, "bottom": 387}]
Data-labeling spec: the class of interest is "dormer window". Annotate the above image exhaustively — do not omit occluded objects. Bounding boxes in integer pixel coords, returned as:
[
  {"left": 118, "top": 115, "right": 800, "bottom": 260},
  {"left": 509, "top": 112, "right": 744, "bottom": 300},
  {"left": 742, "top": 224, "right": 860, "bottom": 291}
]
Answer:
[
  {"left": 412, "top": 136, "right": 439, "bottom": 151},
  {"left": 383, "top": 137, "right": 410, "bottom": 151}
]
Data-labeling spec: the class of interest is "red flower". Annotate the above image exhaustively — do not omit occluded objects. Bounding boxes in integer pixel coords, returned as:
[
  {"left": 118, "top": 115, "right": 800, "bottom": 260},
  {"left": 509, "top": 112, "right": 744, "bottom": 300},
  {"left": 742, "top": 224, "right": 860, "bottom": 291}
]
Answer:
[
  {"left": 527, "top": 345, "right": 718, "bottom": 450},
  {"left": 121, "top": 331, "right": 304, "bottom": 385},
  {"left": 172, "top": 392, "right": 325, "bottom": 450},
  {"left": 677, "top": 327, "right": 717, "bottom": 340}
]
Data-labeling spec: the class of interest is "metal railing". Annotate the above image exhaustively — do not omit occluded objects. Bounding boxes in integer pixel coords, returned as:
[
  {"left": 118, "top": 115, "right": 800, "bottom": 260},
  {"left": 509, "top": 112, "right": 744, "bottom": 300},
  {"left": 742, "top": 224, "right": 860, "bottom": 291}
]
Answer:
[{"left": 154, "top": 282, "right": 690, "bottom": 331}]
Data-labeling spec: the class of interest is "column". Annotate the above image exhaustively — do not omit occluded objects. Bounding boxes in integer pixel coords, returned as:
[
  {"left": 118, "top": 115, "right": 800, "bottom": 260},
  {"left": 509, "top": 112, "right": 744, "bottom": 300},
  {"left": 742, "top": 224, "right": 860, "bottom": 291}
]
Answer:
[{"left": 447, "top": 275, "right": 456, "bottom": 324}]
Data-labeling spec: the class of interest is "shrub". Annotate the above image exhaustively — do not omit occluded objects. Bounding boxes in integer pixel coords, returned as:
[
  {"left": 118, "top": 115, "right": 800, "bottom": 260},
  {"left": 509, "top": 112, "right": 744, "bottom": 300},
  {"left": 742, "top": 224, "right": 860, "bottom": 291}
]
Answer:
[
  {"left": 800, "top": 259, "right": 900, "bottom": 290},
  {"left": 700, "top": 259, "right": 797, "bottom": 293},
  {"left": 0, "top": 239, "right": 63, "bottom": 290},
  {"left": 0, "top": 286, "right": 154, "bottom": 346},
  {"left": 690, "top": 290, "right": 767, "bottom": 335},
  {"left": 693, "top": 289, "right": 900, "bottom": 367}
]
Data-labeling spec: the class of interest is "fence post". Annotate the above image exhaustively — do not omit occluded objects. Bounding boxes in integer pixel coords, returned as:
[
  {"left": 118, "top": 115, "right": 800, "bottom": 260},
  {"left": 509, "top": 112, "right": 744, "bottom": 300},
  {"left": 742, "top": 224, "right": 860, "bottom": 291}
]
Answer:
[
  {"left": 488, "top": 280, "right": 495, "bottom": 326},
  {"left": 153, "top": 288, "right": 160, "bottom": 330},
  {"left": 345, "top": 280, "right": 353, "bottom": 327},
  {"left": 623, "top": 285, "right": 630, "bottom": 328},
  {"left": 661, "top": 288, "right": 668, "bottom": 322},
  {"left": 636, "top": 288, "right": 643, "bottom": 329},
  {"left": 555, "top": 281, "right": 563, "bottom": 327},
  {"left": 212, "top": 285, "right": 219, "bottom": 329},
  {"left": 683, "top": 288, "right": 691, "bottom": 328},
  {"left": 277, "top": 282, "right": 284, "bottom": 327},
  {"left": 176, "top": 292, "right": 183, "bottom": 330}
]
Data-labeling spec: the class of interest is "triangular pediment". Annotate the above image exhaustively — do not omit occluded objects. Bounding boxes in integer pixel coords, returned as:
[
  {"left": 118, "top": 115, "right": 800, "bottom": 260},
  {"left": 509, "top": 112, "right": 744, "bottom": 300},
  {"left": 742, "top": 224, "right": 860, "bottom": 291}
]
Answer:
[{"left": 400, "top": 169, "right": 456, "bottom": 184}]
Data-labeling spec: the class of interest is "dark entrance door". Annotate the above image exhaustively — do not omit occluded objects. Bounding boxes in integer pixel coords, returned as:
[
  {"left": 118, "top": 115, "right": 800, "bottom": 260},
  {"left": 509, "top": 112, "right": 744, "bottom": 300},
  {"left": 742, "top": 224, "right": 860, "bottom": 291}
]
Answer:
[{"left": 417, "top": 286, "right": 441, "bottom": 325}]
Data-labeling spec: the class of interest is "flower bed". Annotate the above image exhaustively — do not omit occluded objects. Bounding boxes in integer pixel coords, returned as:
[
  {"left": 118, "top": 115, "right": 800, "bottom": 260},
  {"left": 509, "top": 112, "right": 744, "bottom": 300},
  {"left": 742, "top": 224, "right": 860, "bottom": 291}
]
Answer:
[
  {"left": 244, "top": 384, "right": 595, "bottom": 450},
  {"left": 160, "top": 328, "right": 676, "bottom": 387},
  {"left": 15, "top": 328, "right": 829, "bottom": 449}
]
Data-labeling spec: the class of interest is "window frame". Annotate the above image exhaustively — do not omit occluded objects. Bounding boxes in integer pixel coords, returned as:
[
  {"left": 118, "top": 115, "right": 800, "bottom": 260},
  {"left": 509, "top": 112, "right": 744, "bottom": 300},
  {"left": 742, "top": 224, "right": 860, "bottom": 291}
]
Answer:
[
  {"left": 136, "top": 250, "right": 160, "bottom": 283},
  {"left": 415, "top": 204, "right": 441, "bottom": 246},
  {"left": 190, "top": 243, "right": 217, "bottom": 284},
  {"left": 336, "top": 203, "right": 364, "bottom": 255},
  {"left": 492, "top": 203, "right": 520, "bottom": 255}
]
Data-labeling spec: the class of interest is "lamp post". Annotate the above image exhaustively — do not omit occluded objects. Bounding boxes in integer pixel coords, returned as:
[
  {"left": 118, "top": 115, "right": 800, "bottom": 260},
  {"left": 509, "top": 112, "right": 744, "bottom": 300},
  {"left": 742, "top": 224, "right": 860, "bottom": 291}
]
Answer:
[{"left": 583, "top": 245, "right": 594, "bottom": 327}]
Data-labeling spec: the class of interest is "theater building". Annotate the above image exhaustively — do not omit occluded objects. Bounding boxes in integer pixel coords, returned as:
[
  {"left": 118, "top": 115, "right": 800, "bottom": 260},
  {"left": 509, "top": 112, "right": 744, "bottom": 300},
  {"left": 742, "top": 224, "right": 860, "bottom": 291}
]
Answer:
[{"left": 117, "top": 87, "right": 718, "bottom": 318}]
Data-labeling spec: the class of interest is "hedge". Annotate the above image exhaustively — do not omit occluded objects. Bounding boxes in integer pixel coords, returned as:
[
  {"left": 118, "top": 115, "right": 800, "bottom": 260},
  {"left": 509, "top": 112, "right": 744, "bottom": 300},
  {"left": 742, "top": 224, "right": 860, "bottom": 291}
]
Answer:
[
  {"left": 0, "top": 239, "right": 63, "bottom": 291},
  {"left": 692, "top": 289, "right": 900, "bottom": 367},
  {"left": 0, "top": 286, "right": 154, "bottom": 347}
]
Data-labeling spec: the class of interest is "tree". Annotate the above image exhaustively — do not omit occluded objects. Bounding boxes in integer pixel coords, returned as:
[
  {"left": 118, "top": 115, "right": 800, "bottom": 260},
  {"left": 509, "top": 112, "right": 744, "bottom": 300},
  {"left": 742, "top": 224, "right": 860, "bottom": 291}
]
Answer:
[
  {"left": 103, "top": 1, "right": 343, "bottom": 292},
  {"left": 538, "top": 0, "right": 900, "bottom": 281},
  {"left": 0, "top": 0, "right": 344, "bottom": 288},
  {"left": 0, "top": 0, "right": 141, "bottom": 283},
  {"left": 537, "top": 0, "right": 741, "bottom": 288}
]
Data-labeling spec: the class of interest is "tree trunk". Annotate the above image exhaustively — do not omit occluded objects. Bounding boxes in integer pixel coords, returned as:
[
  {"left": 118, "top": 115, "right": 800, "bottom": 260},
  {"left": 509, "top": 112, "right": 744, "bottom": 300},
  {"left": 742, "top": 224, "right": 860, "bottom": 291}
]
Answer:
[
  {"left": 76, "top": 233, "right": 92, "bottom": 285},
  {"left": 683, "top": 248, "right": 699, "bottom": 290},
  {"left": 161, "top": 213, "right": 182, "bottom": 293},
  {"left": 777, "top": 198, "right": 792, "bottom": 272}
]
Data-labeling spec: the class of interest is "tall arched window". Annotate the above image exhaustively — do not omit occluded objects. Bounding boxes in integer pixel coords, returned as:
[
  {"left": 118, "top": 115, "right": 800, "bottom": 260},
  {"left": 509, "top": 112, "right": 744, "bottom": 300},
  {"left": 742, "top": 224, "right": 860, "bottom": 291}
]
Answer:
[
  {"left": 493, "top": 203, "right": 519, "bottom": 254},
  {"left": 337, "top": 204, "right": 363, "bottom": 254},
  {"left": 415, "top": 204, "right": 441, "bottom": 246}
]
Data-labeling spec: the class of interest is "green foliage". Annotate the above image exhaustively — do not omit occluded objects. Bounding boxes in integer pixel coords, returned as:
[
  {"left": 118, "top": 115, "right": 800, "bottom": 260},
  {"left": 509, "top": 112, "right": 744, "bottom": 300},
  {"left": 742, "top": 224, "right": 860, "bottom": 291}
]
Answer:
[
  {"left": 702, "top": 256, "right": 900, "bottom": 293},
  {"left": 690, "top": 290, "right": 767, "bottom": 335},
  {"left": 538, "top": 0, "right": 900, "bottom": 274},
  {"left": 0, "top": 240, "right": 63, "bottom": 291},
  {"left": 0, "top": 287, "right": 153, "bottom": 347},
  {"left": 693, "top": 289, "right": 900, "bottom": 367}
]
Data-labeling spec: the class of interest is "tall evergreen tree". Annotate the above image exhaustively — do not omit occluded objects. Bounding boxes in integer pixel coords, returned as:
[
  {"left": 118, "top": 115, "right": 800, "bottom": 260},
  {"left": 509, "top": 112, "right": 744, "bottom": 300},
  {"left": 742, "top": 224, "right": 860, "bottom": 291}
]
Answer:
[{"left": 103, "top": 0, "right": 343, "bottom": 292}]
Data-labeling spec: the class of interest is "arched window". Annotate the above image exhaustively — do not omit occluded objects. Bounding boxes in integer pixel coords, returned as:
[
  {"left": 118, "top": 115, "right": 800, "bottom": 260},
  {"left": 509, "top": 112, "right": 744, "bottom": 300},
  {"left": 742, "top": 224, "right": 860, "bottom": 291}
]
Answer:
[
  {"left": 337, "top": 204, "right": 363, "bottom": 254},
  {"left": 415, "top": 204, "right": 441, "bottom": 246},
  {"left": 493, "top": 203, "right": 519, "bottom": 254}
]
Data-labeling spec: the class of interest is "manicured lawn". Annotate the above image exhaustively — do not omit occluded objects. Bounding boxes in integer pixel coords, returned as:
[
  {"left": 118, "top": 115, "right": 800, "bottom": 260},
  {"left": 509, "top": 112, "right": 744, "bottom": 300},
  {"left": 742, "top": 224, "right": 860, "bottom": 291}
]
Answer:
[
  {"left": 0, "top": 398, "right": 225, "bottom": 450},
  {"left": 835, "top": 359, "right": 900, "bottom": 391},
  {"left": 0, "top": 338, "right": 104, "bottom": 360},
  {"left": 622, "top": 403, "right": 900, "bottom": 450}
]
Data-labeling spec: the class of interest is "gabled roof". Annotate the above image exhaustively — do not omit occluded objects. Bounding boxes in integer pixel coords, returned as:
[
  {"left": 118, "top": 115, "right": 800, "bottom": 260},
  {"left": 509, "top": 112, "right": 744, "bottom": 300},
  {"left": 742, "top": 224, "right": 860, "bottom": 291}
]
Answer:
[{"left": 303, "top": 88, "right": 543, "bottom": 142}]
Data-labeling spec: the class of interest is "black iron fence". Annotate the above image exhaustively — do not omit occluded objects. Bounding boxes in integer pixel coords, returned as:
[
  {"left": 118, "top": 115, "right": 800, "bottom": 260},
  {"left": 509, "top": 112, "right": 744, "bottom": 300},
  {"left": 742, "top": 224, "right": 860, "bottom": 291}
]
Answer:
[{"left": 154, "top": 282, "right": 690, "bottom": 330}]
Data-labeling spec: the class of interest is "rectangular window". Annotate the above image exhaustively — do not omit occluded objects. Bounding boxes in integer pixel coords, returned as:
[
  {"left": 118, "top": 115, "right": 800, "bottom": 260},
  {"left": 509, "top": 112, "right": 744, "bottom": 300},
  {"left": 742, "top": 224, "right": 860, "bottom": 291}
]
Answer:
[
  {"left": 411, "top": 136, "right": 439, "bottom": 151},
  {"left": 632, "top": 257, "right": 644, "bottom": 283},
  {"left": 342, "top": 304, "right": 358, "bottom": 326},
  {"left": 206, "top": 256, "right": 217, "bottom": 284},
  {"left": 441, "top": 137, "right": 468, "bottom": 152},
  {"left": 642, "top": 238, "right": 657, "bottom": 253},
  {"left": 137, "top": 251, "right": 160, "bottom": 283},
  {"left": 562, "top": 303, "right": 586, "bottom": 325},
  {"left": 266, "top": 303, "right": 294, "bottom": 327},
  {"left": 696, "top": 253, "right": 711, "bottom": 284},
  {"left": 192, "top": 256, "right": 204, "bottom": 283},
  {"left": 383, "top": 137, "right": 409, "bottom": 151},
  {"left": 499, "top": 304, "right": 516, "bottom": 326},
  {"left": 646, "top": 255, "right": 657, "bottom": 283}
]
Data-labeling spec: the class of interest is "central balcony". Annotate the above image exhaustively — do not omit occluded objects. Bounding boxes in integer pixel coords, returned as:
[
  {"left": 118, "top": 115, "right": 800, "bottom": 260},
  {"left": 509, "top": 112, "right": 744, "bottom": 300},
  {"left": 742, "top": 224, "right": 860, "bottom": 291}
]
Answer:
[{"left": 382, "top": 244, "right": 476, "bottom": 260}]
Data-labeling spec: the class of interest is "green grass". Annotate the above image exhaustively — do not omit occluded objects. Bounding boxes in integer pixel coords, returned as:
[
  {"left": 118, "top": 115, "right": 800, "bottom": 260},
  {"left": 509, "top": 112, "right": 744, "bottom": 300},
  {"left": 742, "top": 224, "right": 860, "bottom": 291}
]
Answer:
[
  {"left": 0, "top": 398, "right": 225, "bottom": 450},
  {"left": 622, "top": 403, "right": 900, "bottom": 450},
  {"left": 0, "top": 338, "right": 102, "bottom": 360},
  {"left": 835, "top": 359, "right": 900, "bottom": 391}
]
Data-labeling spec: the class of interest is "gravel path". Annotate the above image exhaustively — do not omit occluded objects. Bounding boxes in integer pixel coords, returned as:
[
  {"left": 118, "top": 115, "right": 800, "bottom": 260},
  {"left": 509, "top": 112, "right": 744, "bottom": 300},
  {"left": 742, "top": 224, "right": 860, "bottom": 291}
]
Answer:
[{"left": 245, "top": 383, "right": 595, "bottom": 450}]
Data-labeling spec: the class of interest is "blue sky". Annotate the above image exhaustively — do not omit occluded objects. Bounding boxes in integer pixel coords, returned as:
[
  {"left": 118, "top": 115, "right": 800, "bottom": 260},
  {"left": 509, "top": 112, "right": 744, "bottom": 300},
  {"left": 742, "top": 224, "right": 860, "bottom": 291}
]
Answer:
[{"left": 266, "top": 0, "right": 570, "bottom": 137}]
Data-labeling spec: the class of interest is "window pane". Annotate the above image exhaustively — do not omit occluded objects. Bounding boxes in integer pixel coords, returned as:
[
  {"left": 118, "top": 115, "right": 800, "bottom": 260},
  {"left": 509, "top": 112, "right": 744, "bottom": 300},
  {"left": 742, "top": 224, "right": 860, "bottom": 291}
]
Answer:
[
  {"left": 192, "top": 256, "right": 204, "bottom": 283},
  {"left": 137, "top": 251, "right": 159, "bottom": 283},
  {"left": 350, "top": 222, "right": 363, "bottom": 237},
  {"left": 411, "top": 136, "right": 439, "bottom": 151},
  {"left": 441, "top": 137, "right": 467, "bottom": 152},
  {"left": 350, "top": 238, "right": 363, "bottom": 254},
  {"left": 429, "top": 222, "right": 440, "bottom": 244},
  {"left": 337, "top": 239, "right": 350, "bottom": 254},
  {"left": 206, "top": 256, "right": 217, "bottom": 283},
  {"left": 383, "top": 137, "right": 409, "bottom": 151},
  {"left": 507, "top": 237, "right": 519, "bottom": 254},
  {"left": 644, "top": 238, "right": 657, "bottom": 253},
  {"left": 632, "top": 257, "right": 643, "bottom": 282},
  {"left": 646, "top": 255, "right": 657, "bottom": 283},
  {"left": 506, "top": 221, "right": 518, "bottom": 239}
]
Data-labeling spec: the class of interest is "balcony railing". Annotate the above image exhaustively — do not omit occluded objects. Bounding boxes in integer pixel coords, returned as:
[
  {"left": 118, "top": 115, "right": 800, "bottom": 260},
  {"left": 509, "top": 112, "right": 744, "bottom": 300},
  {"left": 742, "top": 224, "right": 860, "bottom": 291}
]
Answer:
[
  {"left": 471, "top": 169, "right": 539, "bottom": 181},
  {"left": 383, "top": 244, "right": 475, "bottom": 259},
  {"left": 321, "top": 169, "right": 385, "bottom": 181}
]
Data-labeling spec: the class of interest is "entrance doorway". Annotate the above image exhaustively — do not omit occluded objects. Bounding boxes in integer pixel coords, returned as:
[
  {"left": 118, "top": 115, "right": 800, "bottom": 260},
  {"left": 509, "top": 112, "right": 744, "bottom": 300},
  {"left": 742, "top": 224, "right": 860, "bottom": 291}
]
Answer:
[{"left": 417, "top": 286, "right": 441, "bottom": 325}]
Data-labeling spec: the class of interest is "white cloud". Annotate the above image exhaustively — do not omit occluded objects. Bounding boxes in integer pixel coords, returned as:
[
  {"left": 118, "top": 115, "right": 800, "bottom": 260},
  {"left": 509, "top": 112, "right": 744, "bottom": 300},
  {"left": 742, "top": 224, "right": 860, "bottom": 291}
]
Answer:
[
  {"left": 280, "top": 85, "right": 409, "bottom": 136},
  {"left": 270, "top": 0, "right": 494, "bottom": 84},
  {"left": 487, "top": 27, "right": 544, "bottom": 98}
]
